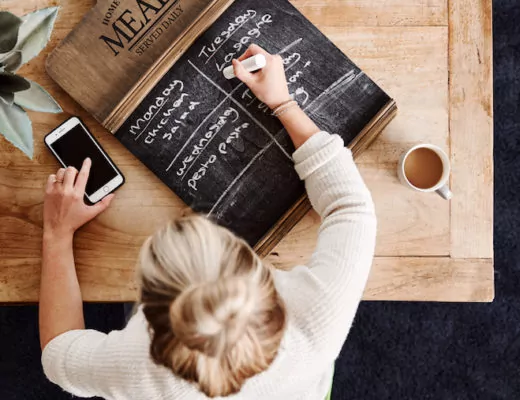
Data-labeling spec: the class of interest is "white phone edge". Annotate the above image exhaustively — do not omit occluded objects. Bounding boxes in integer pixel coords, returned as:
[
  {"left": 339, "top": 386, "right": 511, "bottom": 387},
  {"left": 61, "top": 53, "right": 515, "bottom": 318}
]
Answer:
[{"left": 44, "top": 116, "right": 124, "bottom": 204}]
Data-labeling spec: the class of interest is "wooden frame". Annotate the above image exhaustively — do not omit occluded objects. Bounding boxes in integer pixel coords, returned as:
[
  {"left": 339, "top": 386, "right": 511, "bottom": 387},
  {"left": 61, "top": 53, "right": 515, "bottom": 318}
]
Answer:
[{"left": 103, "top": 0, "right": 237, "bottom": 132}]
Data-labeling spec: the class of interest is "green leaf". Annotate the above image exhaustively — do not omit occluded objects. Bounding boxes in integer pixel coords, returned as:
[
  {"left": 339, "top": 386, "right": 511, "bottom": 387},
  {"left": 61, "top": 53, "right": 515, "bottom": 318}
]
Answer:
[
  {"left": 0, "top": 12, "right": 22, "bottom": 53},
  {"left": 0, "top": 71, "right": 30, "bottom": 92},
  {"left": 0, "top": 50, "right": 22, "bottom": 72},
  {"left": 14, "top": 78, "right": 62, "bottom": 113},
  {"left": 0, "top": 91, "right": 14, "bottom": 105},
  {"left": 16, "top": 7, "right": 59, "bottom": 66},
  {"left": 0, "top": 102, "right": 33, "bottom": 158}
]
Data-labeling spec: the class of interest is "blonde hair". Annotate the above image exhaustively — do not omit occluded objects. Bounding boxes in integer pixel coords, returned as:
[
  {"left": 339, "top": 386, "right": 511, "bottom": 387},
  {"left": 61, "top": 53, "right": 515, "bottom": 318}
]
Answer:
[{"left": 138, "top": 216, "right": 286, "bottom": 398}]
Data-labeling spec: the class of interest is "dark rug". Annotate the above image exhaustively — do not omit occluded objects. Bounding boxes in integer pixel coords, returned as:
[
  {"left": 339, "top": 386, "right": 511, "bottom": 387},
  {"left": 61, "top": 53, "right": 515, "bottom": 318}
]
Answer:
[{"left": 1, "top": 1, "right": 518, "bottom": 399}]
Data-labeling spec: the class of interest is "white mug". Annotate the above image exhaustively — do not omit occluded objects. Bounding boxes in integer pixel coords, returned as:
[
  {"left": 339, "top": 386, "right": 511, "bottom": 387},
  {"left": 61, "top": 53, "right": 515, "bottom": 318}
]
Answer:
[{"left": 398, "top": 144, "right": 453, "bottom": 200}]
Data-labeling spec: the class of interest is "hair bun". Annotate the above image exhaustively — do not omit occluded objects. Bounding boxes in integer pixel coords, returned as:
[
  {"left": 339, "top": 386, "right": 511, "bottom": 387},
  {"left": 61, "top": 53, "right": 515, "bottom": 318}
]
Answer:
[{"left": 169, "top": 277, "right": 255, "bottom": 357}]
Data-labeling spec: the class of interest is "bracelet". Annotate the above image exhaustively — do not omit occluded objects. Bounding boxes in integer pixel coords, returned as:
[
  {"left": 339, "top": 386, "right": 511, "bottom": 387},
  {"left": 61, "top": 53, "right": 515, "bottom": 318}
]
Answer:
[
  {"left": 273, "top": 102, "right": 299, "bottom": 117},
  {"left": 271, "top": 99, "right": 294, "bottom": 114},
  {"left": 272, "top": 100, "right": 298, "bottom": 117}
]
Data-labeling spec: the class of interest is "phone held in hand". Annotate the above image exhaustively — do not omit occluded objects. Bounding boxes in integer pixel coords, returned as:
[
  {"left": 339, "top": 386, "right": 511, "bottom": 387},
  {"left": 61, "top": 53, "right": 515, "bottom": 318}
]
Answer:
[{"left": 44, "top": 117, "right": 125, "bottom": 204}]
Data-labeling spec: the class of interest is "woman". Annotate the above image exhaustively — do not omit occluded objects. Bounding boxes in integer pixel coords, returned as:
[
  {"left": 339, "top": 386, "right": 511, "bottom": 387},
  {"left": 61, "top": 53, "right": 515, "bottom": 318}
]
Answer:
[{"left": 40, "top": 44, "right": 376, "bottom": 399}]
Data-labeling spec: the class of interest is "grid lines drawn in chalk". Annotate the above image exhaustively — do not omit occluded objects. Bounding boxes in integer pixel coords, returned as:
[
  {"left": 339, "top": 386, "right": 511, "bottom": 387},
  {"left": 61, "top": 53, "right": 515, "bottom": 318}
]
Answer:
[
  {"left": 187, "top": 60, "right": 291, "bottom": 160},
  {"left": 176, "top": 41, "right": 305, "bottom": 180},
  {"left": 208, "top": 69, "right": 364, "bottom": 219},
  {"left": 165, "top": 82, "right": 245, "bottom": 172},
  {"left": 181, "top": 39, "right": 316, "bottom": 208},
  {"left": 114, "top": 0, "right": 393, "bottom": 248}
]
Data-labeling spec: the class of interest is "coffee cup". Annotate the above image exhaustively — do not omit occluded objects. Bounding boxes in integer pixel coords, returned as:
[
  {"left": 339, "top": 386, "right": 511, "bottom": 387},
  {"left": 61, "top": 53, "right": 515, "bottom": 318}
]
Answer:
[{"left": 398, "top": 144, "right": 452, "bottom": 200}]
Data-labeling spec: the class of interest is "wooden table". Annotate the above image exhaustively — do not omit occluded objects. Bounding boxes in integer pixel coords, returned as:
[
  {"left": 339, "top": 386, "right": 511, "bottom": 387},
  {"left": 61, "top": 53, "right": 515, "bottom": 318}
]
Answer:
[{"left": 0, "top": 0, "right": 493, "bottom": 302}]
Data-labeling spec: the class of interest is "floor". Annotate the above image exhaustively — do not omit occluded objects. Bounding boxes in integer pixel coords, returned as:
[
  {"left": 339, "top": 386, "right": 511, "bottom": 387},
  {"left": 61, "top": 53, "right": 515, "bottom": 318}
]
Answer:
[{"left": 1, "top": 1, "right": 519, "bottom": 399}]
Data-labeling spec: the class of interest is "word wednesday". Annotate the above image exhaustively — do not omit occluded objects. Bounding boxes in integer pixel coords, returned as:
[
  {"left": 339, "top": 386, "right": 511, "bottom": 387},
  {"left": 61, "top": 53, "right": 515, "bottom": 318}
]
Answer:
[{"left": 100, "top": 0, "right": 181, "bottom": 56}]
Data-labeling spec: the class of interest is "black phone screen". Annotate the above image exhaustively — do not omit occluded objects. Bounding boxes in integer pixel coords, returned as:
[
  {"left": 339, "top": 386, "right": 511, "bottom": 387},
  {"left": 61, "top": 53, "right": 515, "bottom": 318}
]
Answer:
[{"left": 49, "top": 124, "right": 118, "bottom": 196}]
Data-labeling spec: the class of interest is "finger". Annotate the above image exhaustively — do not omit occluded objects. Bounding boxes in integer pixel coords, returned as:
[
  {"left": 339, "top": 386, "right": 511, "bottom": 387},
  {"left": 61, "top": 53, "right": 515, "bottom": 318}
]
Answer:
[
  {"left": 272, "top": 54, "right": 284, "bottom": 66},
  {"left": 88, "top": 194, "right": 115, "bottom": 217},
  {"left": 46, "top": 174, "right": 57, "bottom": 193},
  {"left": 75, "top": 158, "right": 91, "bottom": 194},
  {"left": 240, "top": 44, "right": 270, "bottom": 60},
  {"left": 237, "top": 46, "right": 255, "bottom": 62},
  {"left": 56, "top": 168, "right": 66, "bottom": 184},
  {"left": 232, "top": 59, "right": 255, "bottom": 85},
  {"left": 63, "top": 166, "right": 78, "bottom": 189}
]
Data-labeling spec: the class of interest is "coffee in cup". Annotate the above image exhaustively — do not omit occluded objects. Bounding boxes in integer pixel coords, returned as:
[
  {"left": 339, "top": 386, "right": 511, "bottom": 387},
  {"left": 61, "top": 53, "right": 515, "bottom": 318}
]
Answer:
[{"left": 398, "top": 144, "right": 452, "bottom": 200}]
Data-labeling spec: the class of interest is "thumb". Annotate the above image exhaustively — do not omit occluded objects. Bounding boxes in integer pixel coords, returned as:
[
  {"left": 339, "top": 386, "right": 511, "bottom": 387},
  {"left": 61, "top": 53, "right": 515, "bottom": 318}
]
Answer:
[
  {"left": 88, "top": 194, "right": 115, "bottom": 217},
  {"left": 232, "top": 59, "right": 255, "bottom": 85}
]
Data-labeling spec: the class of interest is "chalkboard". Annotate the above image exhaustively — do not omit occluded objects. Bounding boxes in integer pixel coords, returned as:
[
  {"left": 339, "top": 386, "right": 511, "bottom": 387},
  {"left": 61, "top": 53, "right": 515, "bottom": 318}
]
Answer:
[{"left": 115, "top": 0, "right": 393, "bottom": 248}]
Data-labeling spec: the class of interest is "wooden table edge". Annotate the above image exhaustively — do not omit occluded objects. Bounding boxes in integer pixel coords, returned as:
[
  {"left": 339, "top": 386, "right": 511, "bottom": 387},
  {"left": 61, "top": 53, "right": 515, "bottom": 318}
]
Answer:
[
  {"left": 0, "top": 256, "right": 494, "bottom": 303},
  {"left": 364, "top": 257, "right": 494, "bottom": 303},
  {"left": 448, "top": 0, "right": 494, "bottom": 260}
]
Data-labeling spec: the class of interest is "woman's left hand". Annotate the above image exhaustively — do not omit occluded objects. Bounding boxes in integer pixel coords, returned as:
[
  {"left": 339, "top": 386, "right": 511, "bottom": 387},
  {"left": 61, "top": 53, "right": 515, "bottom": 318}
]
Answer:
[{"left": 43, "top": 158, "right": 114, "bottom": 239}]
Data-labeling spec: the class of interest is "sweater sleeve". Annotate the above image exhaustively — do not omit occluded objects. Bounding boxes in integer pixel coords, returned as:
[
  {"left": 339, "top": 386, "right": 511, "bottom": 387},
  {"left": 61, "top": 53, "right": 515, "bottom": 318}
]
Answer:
[
  {"left": 42, "top": 330, "right": 112, "bottom": 398},
  {"left": 41, "top": 310, "right": 147, "bottom": 398},
  {"left": 290, "top": 131, "right": 376, "bottom": 356}
]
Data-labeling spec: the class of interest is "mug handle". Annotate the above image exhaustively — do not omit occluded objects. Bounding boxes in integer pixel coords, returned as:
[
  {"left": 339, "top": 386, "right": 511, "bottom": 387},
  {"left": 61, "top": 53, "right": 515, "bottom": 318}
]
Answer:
[{"left": 436, "top": 184, "right": 453, "bottom": 200}]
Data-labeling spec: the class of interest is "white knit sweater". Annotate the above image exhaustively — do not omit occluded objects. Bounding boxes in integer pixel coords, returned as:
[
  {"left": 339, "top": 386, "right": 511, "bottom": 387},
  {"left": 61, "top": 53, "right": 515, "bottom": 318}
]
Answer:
[{"left": 42, "top": 131, "right": 377, "bottom": 400}]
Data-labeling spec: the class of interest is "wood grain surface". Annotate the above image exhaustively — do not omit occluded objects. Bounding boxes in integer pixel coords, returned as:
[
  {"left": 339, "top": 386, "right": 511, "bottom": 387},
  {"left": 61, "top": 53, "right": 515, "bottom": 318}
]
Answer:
[
  {"left": 290, "top": 0, "right": 448, "bottom": 27},
  {"left": 449, "top": 0, "right": 494, "bottom": 259},
  {"left": 46, "top": 0, "right": 217, "bottom": 123},
  {"left": 312, "top": 26, "right": 451, "bottom": 255},
  {"left": 0, "top": 0, "right": 494, "bottom": 302}
]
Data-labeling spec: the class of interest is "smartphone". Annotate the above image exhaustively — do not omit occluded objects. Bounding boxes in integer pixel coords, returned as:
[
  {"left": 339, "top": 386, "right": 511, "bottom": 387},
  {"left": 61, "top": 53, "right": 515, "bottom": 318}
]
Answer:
[{"left": 44, "top": 117, "right": 124, "bottom": 204}]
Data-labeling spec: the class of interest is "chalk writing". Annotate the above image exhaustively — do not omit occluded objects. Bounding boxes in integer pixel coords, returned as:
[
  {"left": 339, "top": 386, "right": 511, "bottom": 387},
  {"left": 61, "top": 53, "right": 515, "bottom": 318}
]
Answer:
[
  {"left": 143, "top": 93, "right": 187, "bottom": 144},
  {"left": 214, "top": 14, "right": 273, "bottom": 72},
  {"left": 287, "top": 60, "right": 311, "bottom": 86},
  {"left": 176, "top": 107, "right": 239, "bottom": 177},
  {"left": 162, "top": 100, "right": 201, "bottom": 141},
  {"left": 291, "top": 87, "right": 310, "bottom": 105},
  {"left": 283, "top": 52, "right": 301, "bottom": 70},
  {"left": 142, "top": 95, "right": 201, "bottom": 144},
  {"left": 198, "top": 10, "right": 257, "bottom": 61},
  {"left": 218, "top": 122, "right": 248, "bottom": 154},
  {"left": 187, "top": 122, "right": 250, "bottom": 192},
  {"left": 129, "top": 80, "right": 184, "bottom": 139},
  {"left": 187, "top": 155, "right": 217, "bottom": 192}
]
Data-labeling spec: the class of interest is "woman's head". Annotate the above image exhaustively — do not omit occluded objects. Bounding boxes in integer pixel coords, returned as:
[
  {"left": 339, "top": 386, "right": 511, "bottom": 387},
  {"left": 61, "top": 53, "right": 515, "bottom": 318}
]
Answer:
[{"left": 138, "top": 216, "right": 286, "bottom": 397}]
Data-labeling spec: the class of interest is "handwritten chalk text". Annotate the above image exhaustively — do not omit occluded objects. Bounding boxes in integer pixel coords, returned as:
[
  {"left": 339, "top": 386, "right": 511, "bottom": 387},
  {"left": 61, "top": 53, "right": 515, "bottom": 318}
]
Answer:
[
  {"left": 214, "top": 14, "right": 273, "bottom": 72},
  {"left": 176, "top": 107, "right": 239, "bottom": 177},
  {"left": 198, "top": 10, "right": 257, "bottom": 60},
  {"left": 129, "top": 80, "right": 184, "bottom": 137}
]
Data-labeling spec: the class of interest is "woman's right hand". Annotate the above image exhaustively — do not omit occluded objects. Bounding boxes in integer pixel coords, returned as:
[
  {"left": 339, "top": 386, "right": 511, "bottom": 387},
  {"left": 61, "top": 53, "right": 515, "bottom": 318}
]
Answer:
[
  {"left": 43, "top": 158, "right": 114, "bottom": 240},
  {"left": 232, "top": 44, "right": 291, "bottom": 110}
]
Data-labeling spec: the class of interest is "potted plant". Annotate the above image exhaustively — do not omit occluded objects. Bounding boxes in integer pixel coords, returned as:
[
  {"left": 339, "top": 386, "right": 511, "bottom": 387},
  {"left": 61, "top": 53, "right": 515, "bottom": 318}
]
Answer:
[{"left": 0, "top": 7, "right": 62, "bottom": 159}]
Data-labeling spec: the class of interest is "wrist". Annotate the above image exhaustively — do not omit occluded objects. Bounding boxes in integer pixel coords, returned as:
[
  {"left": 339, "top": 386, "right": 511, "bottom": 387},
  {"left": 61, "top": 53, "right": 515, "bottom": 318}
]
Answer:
[
  {"left": 277, "top": 106, "right": 321, "bottom": 149},
  {"left": 43, "top": 228, "right": 74, "bottom": 245},
  {"left": 277, "top": 103, "right": 303, "bottom": 122},
  {"left": 269, "top": 97, "right": 293, "bottom": 111}
]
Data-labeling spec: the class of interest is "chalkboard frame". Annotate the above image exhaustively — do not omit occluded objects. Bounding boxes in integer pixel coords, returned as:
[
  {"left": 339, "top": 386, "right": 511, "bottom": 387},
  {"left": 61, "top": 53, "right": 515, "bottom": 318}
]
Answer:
[{"left": 106, "top": 0, "right": 397, "bottom": 256}]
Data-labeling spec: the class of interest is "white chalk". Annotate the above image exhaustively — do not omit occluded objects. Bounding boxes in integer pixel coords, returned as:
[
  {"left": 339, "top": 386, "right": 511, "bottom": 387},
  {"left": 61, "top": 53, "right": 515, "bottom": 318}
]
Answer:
[{"left": 223, "top": 54, "right": 267, "bottom": 80}]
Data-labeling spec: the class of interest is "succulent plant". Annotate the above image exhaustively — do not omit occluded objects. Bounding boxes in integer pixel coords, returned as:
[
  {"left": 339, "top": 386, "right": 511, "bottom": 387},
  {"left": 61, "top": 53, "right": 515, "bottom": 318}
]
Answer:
[{"left": 0, "top": 7, "right": 62, "bottom": 159}]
